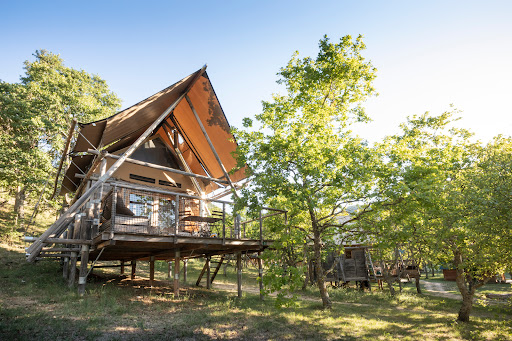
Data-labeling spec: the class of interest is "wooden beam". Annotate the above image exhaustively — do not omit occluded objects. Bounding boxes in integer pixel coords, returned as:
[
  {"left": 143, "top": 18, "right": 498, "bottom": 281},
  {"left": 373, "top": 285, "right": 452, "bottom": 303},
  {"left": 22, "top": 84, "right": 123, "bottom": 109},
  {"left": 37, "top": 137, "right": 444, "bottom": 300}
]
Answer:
[
  {"left": 87, "top": 149, "right": 229, "bottom": 185},
  {"left": 27, "top": 68, "right": 205, "bottom": 262},
  {"left": 51, "top": 118, "right": 77, "bottom": 199},
  {"left": 184, "top": 95, "right": 238, "bottom": 197},
  {"left": 43, "top": 238, "right": 92, "bottom": 245}
]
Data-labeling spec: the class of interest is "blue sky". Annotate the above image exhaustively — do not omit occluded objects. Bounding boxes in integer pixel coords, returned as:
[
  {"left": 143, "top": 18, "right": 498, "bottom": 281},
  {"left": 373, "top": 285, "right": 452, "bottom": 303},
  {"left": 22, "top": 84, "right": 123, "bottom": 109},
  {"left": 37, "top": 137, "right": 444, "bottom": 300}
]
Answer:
[{"left": 2, "top": 1, "right": 511, "bottom": 143}]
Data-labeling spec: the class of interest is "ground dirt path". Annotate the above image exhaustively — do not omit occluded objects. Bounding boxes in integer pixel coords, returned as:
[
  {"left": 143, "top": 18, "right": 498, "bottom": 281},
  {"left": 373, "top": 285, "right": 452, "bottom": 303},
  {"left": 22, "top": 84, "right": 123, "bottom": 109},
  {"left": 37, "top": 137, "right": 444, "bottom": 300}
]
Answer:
[{"left": 422, "top": 281, "right": 461, "bottom": 300}]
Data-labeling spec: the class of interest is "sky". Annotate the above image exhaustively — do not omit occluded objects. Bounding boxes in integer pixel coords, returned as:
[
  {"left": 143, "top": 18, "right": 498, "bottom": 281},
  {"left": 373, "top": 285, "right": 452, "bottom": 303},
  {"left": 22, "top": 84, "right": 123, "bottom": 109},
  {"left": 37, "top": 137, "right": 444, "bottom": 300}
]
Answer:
[{"left": 2, "top": 0, "right": 511, "bottom": 144}]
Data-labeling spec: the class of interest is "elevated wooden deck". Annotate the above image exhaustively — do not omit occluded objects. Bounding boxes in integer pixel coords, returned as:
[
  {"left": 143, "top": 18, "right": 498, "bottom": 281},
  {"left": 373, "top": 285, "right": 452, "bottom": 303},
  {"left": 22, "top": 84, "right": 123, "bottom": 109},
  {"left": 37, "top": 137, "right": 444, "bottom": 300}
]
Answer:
[{"left": 90, "top": 231, "right": 271, "bottom": 261}]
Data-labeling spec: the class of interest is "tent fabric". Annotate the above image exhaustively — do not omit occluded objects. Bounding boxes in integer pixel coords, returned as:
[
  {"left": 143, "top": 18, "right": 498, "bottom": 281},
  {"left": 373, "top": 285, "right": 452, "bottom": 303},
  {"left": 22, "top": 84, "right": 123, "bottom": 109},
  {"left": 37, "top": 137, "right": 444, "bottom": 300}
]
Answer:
[{"left": 61, "top": 68, "right": 247, "bottom": 195}]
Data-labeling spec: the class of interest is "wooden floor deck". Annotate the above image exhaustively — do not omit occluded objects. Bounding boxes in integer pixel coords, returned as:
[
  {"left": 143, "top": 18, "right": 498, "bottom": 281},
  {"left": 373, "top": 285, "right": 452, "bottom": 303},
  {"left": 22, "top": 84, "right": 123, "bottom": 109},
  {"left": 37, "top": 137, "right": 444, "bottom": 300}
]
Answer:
[{"left": 90, "top": 231, "right": 271, "bottom": 261}]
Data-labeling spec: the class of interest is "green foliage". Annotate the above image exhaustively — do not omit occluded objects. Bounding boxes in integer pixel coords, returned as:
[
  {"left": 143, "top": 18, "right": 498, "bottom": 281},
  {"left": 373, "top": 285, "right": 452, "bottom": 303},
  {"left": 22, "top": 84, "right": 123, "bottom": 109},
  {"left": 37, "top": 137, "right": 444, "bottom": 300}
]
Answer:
[
  {"left": 234, "top": 35, "right": 379, "bottom": 306},
  {"left": 363, "top": 110, "right": 512, "bottom": 321},
  {"left": 0, "top": 50, "right": 120, "bottom": 230}
]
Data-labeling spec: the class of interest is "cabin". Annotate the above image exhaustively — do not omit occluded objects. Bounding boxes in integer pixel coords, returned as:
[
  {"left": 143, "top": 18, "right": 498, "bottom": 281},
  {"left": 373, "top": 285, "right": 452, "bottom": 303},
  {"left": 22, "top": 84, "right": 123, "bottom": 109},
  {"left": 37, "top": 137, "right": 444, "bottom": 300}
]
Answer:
[{"left": 26, "top": 66, "right": 286, "bottom": 297}]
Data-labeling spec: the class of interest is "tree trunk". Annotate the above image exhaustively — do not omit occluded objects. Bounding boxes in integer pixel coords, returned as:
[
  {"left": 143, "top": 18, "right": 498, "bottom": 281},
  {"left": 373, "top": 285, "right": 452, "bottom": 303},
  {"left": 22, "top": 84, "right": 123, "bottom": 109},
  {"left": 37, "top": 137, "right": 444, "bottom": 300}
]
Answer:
[
  {"left": 453, "top": 250, "right": 475, "bottom": 322},
  {"left": 415, "top": 276, "right": 422, "bottom": 294},
  {"left": 424, "top": 262, "right": 429, "bottom": 279},
  {"left": 14, "top": 185, "right": 27, "bottom": 230},
  {"left": 313, "top": 226, "right": 331, "bottom": 308}
]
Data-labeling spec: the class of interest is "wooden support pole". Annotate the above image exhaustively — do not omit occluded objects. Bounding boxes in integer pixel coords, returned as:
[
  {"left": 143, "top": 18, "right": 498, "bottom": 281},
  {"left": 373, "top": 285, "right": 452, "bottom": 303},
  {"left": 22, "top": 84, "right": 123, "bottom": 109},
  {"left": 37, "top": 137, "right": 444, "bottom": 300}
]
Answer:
[
  {"left": 120, "top": 261, "right": 125, "bottom": 274},
  {"left": 183, "top": 259, "right": 187, "bottom": 283},
  {"left": 50, "top": 118, "right": 77, "bottom": 199},
  {"left": 77, "top": 244, "right": 90, "bottom": 295},
  {"left": 185, "top": 94, "right": 238, "bottom": 197},
  {"left": 149, "top": 256, "right": 155, "bottom": 287},
  {"left": 63, "top": 255, "right": 69, "bottom": 280},
  {"left": 68, "top": 251, "right": 77, "bottom": 288},
  {"left": 206, "top": 256, "right": 211, "bottom": 289},
  {"left": 237, "top": 252, "right": 242, "bottom": 298},
  {"left": 258, "top": 251, "right": 264, "bottom": 300},
  {"left": 174, "top": 249, "right": 181, "bottom": 297},
  {"left": 131, "top": 260, "right": 136, "bottom": 280},
  {"left": 222, "top": 203, "right": 226, "bottom": 245},
  {"left": 168, "top": 261, "right": 173, "bottom": 279}
]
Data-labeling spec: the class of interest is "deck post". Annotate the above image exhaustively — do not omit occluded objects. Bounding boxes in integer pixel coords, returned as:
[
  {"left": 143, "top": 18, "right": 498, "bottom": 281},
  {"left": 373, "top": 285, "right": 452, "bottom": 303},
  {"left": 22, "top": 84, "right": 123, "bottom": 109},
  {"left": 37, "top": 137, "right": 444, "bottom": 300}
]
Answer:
[
  {"left": 258, "top": 251, "right": 264, "bottom": 300},
  {"left": 68, "top": 251, "right": 77, "bottom": 287},
  {"left": 222, "top": 203, "right": 226, "bottom": 245},
  {"left": 120, "top": 261, "right": 125, "bottom": 274},
  {"left": 183, "top": 259, "right": 187, "bottom": 283},
  {"left": 174, "top": 195, "right": 180, "bottom": 244},
  {"left": 78, "top": 244, "right": 90, "bottom": 295},
  {"left": 149, "top": 256, "right": 155, "bottom": 287},
  {"left": 62, "top": 248, "right": 69, "bottom": 280},
  {"left": 236, "top": 252, "right": 242, "bottom": 298},
  {"left": 206, "top": 256, "right": 211, "bottom": 289},
  {"left": 174, "top": 249, "right": 181, "bottom": 297},
  {"left": 167, "top": 261, "right": 172, "bottom": 279},
  {"left": 131, "top": 260, "right": 136, "bottom": 280}
]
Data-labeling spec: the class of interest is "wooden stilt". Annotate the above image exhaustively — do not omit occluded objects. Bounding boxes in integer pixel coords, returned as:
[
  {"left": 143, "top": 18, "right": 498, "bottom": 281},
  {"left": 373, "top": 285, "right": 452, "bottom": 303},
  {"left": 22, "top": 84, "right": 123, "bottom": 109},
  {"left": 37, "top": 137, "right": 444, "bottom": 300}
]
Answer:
[
  {"left": 120, "top": 261, "right": 125, "bottom": 274},
  {"left": 131, "top": 260, "right": 136, "bottom": 280},
  {"left": 206, "top": 256, "right": 211, "bottom": 289},
  {"left": 168, "top": 261, "right": 172, "bottom": 279},
  {"left": 237, "top": 252, "right": 242, "bottom": 298},
  {"left": 257, "top": 251, "right": 264, "bottom": 300},
  {"left": 174, "top": 250, "right": 181, "bottom": 297},
  {"left": 63, "top": 256, "right": 69, "bottom": 279},
  {"left": 77, "top": 244, "right": 90, "bottom": 295},
  {"left": 183, "top": 259, "right": 187, "bottom": 283},
  {"left": 149, "top": 256, "right": 155, "bottom": 287},
  {"left": 68, "top": 251, "right": 77, "bottom": 287}
]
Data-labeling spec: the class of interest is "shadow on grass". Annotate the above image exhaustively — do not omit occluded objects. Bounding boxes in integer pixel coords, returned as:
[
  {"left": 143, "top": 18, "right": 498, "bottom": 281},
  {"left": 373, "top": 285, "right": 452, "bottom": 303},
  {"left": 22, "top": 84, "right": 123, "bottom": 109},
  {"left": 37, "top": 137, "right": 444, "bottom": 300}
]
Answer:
[{"left": 1, "top": 244, "right": 512, "bottom": 340}]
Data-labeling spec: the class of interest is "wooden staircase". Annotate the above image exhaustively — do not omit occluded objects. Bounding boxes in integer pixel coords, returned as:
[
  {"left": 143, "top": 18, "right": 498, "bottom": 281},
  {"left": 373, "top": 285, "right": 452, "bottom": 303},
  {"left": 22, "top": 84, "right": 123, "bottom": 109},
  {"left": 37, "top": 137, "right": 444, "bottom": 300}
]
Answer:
[{"left": 196, "top": 255, "right": 225, "bottom": 287}]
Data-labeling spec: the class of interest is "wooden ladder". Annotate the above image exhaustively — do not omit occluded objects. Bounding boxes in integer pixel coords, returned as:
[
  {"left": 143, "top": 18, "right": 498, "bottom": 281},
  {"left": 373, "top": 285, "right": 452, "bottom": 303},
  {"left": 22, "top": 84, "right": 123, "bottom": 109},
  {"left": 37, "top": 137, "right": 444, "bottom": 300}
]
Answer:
[
  {"left": 196, "top": 255, "right": 225, "bottom": 286},
  {"left": 364, "top": 249, "right": 378, "bottom": 282}
]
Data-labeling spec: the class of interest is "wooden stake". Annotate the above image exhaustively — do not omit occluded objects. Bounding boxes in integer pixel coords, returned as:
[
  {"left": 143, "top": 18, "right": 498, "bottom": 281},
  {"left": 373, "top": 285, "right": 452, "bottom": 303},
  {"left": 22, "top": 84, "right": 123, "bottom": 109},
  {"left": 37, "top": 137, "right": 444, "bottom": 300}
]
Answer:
[
  {"left": 167, "top": 261, "right": 172, "bottom": 279},
  {"left": 174, "top": 250, "right": 180, "bottom": 297},
  {"left": 237, "top": 252, "right": 242, "bottom": 298},
  {"left": 120, "top": 261, "right": 125, "bottom": 274}
]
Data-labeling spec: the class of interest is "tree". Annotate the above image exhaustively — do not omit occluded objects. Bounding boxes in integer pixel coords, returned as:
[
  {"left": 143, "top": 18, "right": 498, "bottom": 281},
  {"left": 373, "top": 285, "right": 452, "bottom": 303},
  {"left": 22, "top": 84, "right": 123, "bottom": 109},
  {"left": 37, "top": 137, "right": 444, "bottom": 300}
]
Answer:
[
  {"left": 0, "top": 50, "right": 121, "bottom": 232},
  {"left": 234, "top": 35, "right": 378, "bottom": 308},
  {"left": 367, "top": 111, "right": 512, "bottom": 322}
]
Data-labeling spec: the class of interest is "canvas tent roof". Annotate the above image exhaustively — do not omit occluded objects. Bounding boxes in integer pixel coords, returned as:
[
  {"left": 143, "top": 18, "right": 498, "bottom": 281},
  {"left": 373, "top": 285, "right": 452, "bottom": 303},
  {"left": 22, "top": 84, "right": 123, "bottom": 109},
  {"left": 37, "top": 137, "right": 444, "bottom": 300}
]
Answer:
[{"left": 61, "top": 67, "right": 246, "bottom": 195}]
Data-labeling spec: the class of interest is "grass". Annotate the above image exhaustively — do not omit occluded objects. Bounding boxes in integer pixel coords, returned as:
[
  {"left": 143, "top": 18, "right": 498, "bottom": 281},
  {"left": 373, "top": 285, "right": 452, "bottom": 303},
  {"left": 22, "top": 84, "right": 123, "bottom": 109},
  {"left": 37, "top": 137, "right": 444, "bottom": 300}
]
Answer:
[
  {"left": 1, "top": 197, "right": 512, "bottom": 340},
  {"left": 1, "top": 242, "right": 512, "bottom": 340}
]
